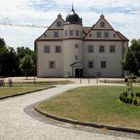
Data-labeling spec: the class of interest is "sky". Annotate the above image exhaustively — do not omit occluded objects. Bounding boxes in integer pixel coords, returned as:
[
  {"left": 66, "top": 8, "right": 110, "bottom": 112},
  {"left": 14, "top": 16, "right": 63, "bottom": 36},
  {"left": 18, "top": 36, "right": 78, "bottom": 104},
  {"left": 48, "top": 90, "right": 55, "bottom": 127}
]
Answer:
[{"left": 0, "top": 0, "right": 140, "bottom": 50}]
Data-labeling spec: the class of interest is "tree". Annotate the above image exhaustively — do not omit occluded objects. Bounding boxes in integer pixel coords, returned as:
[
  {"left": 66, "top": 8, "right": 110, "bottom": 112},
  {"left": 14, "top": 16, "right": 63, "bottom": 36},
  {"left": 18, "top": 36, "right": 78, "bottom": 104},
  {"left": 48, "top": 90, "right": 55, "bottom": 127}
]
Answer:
[
  {"left": 130, "top": 39, "right": 140, "bottom": 73},
  {"left": 17, "top": 46, "right": 36, "bottom": 76},
  {"left": 122, "top": 48, "right": 138, "bottom": 74},
  {"left": 0, "top": 38, "right": 18, "bottom": 77},
  {"left": 19, "top": 54, "right": 34, "bottom": 79},
  {"left": 0, "top": 38, "right": 6, "bottom": 49}
]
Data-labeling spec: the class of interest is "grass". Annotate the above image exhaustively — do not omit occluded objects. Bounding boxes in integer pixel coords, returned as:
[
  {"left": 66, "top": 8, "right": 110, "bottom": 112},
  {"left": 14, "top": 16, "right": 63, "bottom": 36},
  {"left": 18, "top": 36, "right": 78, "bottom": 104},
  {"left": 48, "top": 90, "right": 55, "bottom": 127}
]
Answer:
[
  {"left": 36, "top": 86, "right": 140, "bottom": 129},
  {"left": 0, "top": 81, "right": 71, "bottom": 98}
]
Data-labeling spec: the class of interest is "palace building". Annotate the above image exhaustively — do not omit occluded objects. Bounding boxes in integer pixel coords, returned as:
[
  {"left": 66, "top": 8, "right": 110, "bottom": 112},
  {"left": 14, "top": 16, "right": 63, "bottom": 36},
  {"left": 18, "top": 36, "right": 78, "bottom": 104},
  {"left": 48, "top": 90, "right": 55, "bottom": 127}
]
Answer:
[{"left": 35, "top": 7, "right": 129, "bottom": 78}]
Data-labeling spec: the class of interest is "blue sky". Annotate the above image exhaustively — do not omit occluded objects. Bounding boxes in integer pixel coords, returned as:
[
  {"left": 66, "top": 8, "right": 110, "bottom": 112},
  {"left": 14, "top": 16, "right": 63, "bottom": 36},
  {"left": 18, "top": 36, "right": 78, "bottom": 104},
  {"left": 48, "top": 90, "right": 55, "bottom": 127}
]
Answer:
[{"left": 0, "top": 0, "right": 140, "bottom": 50}]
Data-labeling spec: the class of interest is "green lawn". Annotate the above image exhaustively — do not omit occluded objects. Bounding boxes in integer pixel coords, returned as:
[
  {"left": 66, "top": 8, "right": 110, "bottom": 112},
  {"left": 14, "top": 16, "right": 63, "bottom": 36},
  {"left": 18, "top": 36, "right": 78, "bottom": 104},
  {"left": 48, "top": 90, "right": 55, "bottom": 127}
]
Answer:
[
  {"left": 36, "top": 86, "right": 140, "bottom": 129},
  {"left": 0, "top": 81, "right": 71, "bottom": 98}
]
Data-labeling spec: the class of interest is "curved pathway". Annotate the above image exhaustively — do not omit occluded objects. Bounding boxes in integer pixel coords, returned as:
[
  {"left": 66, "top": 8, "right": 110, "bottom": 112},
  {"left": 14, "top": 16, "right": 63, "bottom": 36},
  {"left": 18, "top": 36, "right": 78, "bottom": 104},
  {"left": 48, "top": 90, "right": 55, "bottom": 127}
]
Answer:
[{"left": 0, "top": 83, "right": 139, "bottom": 140}]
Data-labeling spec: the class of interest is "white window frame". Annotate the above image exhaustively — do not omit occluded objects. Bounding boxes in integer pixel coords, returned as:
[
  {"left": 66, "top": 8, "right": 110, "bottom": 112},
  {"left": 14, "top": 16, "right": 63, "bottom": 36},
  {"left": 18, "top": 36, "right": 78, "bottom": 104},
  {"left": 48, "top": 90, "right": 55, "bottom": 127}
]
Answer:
[
  {"left": 56, "top": 21, "right": 61, "bottom": 27},
  {"left": 76, "top": 30, "right": 79, "bottom": 36},
  {"left": 70, "top": 30, "right": 73, "bottom": 36},
  {"left": 104, "top": 32, "right": 109, "bottom": 38},
  {"left": 75, "top": 44, "right": 79, "bottom": 49},
  {"left": 100, "top": 61, "right": 106, "bottom": 69},
  {"left": 96, "top": 32, "right": 102, "bottom": 38},
  {"left": 55, "top": 45, "right": 61, "bottom": 53},
  {"left": 65, "top": 30, "right": 67, "bottom": 36},
  {"left": 75, "top": 55, "right": 78, "bottom": 60},
  {"left": 88, "top": 61, "right": 94, "bottom": 68},
  {"left": 54, "top": 32, "right": 59, "bottom": 37},
  {"left": 110, "top": 45, "right": 116, "bottom": 53},
  {"left": 100, "top": 21, "right": 105, "bottom": 28},
  {"left": 49, "top": 61, "right": 55, "bottom": 69},
  {"left": 87, "top": 45, "right": 94, "bottom": 53},
  {"left": 44, "top": 45, "right": 50, "bottom": 53},
  {"left": 99, "top": 45, "right": 105, "bottom": 53}
]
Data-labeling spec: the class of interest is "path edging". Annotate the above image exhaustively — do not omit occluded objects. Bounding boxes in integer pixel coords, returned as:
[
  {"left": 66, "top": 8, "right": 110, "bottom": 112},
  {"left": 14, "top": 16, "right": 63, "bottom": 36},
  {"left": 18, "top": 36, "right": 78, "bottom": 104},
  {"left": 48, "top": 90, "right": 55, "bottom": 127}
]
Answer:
[
  {"left": 35, "top": 106, "right": 140, "bottom": 135},
  {"left": 0, "top": 86, "right": 55, "bottom": 100}
]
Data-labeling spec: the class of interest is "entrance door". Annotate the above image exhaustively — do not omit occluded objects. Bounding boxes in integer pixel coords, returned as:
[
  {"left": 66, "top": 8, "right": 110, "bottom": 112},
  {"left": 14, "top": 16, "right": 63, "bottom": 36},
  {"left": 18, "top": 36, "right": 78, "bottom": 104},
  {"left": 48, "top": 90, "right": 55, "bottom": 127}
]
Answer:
[{"left": 75, "top": 69, "right": 83, "bottom": 78}]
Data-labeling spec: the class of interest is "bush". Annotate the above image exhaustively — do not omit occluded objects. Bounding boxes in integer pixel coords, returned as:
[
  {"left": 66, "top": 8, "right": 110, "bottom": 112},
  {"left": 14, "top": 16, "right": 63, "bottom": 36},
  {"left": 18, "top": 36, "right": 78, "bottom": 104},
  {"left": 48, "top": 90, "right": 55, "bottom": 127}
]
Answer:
[
  {"left": 136, "top": 92, "right": 140, "bottom": 97},
  {"left": 122, "top": 91, "right": 128, "bottom": 97},
  {"left": 134, "top": 99, "right": 138, "bottom": 106},
  {"left": 131, "top": 92, "right": 134, "bottom": 98}
]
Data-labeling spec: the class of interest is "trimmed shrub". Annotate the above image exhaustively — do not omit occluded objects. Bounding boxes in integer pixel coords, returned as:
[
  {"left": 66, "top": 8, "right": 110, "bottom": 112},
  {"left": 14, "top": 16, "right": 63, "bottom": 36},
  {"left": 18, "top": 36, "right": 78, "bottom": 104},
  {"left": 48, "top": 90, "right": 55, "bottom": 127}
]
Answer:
[
  {"left": 131, "top": 92, "right": 134, "bottom": 98},
  {"left": 136, "top": 92, "right": 140, "bottom": 97},
  {"left": 134, "top": 99, "right": 138, "bottom": 106}
]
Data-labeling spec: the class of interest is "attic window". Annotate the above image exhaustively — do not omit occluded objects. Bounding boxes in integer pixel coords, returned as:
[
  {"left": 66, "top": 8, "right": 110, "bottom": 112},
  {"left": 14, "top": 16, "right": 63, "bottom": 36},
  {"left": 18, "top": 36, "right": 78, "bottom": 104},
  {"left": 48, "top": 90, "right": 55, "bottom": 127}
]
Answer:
[
  {"left": 114, "top": 34, "right": 116, "bottom": 38},
  {"left": 54, "top": 32, "right": 59, "bottom": 37},
  {"left": 57, "top": 21, "right": 61, "bottom": 27},
  {"left": 100, "top": 21, "right": 105, "bottom": 28},
  {"left": 97, "top": 32, "right": 102, "bottom": 38},
  {"left": 104, "top": 32, "right": 109, "bottom": 38},
  {"left": 89, "top": 34, "right": 92, "bottom": 37},
  {"left": 44, "top": 34, "right": 47, "bottom": 37}
]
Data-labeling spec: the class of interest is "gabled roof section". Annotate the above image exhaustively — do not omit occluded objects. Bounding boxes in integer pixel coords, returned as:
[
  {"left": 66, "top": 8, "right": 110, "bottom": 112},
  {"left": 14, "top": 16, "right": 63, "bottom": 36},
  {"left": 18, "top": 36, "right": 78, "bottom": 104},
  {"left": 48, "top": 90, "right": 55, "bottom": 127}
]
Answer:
[
  {"left": 83, "top": 27, "right": 91, "bottom": 34},
  {"left": 116, "top": 31, "right": 129, "bottom": 41},
  {"left": 93, "top": 14, "right": 114, "bottom": 30},
  {"left": 83, "top": 14, "right": 129, "bottom": 41},
  {"left": 35, "top": 14, "right": 65, "bottom": 41}
]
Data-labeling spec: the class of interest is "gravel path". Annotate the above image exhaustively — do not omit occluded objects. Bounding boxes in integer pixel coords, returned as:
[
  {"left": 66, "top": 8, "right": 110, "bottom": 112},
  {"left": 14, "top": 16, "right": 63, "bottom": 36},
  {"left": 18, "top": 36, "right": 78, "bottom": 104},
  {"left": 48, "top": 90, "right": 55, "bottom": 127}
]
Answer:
[{"left": 0, "top": 83, "right": 139, "bottom": 140}]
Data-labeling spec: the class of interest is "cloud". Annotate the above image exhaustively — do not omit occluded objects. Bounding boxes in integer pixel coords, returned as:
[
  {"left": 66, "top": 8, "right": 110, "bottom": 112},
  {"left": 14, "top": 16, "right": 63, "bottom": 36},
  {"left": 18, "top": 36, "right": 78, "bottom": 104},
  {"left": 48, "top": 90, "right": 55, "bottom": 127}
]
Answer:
[{"left": 0, "top": 0, "right": 140, "bottom": 49}]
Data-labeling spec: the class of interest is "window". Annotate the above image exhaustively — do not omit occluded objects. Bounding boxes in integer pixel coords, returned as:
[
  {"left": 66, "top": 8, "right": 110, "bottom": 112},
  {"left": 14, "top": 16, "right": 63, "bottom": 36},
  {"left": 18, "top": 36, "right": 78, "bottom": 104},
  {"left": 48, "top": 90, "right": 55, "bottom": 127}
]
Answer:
[
  {"left": 110, "top": 45, "right": 116, "bottom": 53},
  {"left": 99, "top": 45, "right": 105, "bottom": 53},
  {"left": 96, "top": 32, "right": 102, "bottom": 38},
  {"left": 44, "top": 34, "right": 47, "bottom": 37},
  {"left": 101, "top": 61, "right": 106, "bottom": 68},
  {"left": 44, "top": 45, "right": 50, "bottom": 53},
  {"left": 55, "top": 46, "right": 61, "bottom": 53},
  {"left": 114, "top": 34, "right": 116, "bottom": 38},
  {"left": 104, "top": 32, "right": 109, "bottom": 38},
  {"left": 56, "top": 21, "right": 61, "bottom": 27},
  {"left": 54, "top": 32, "right": 59, "bottom": 37},
  {"left": 101, "top": 21, "right": 105, "bottom": 27},
  {"left": 88, "top": 61, "right": 94, "bottom": 68},
  {"left": 75, "top": 44, "right": 79, "bottom": 49},
  {"left": 65, "top": 30, "right": 67, "bottom": 36},
  {"left": 87, "top": 45, "right": 94, "bottom": 53},
  {"left": 76, "top": 30, "right": 79, "bottom": 36},
  {"left": 70, "top": 30, "right": 73, "bottom": 36},
  {"left": 89, "top": 34, "right": 92, "bottom": 37},
  {"left": 75, "top": 55, "right": 78, "bottom": 60},
  {"left": 49, "top": 61, "right": 55, "bottom": 69}
]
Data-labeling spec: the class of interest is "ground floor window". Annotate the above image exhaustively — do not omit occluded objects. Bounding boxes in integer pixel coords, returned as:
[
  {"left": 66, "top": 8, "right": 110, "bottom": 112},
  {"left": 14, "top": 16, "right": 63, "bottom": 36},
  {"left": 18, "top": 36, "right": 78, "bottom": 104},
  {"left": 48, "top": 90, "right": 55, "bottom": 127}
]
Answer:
[
  {"left": 88, "top": 61, "right": 94, "bottom": 68},
  {"left": 49, "top": 61, "right": 55, "bottom": 69},
  {"left": 100, "top": 61, "right": 106, "bottom": 68}
]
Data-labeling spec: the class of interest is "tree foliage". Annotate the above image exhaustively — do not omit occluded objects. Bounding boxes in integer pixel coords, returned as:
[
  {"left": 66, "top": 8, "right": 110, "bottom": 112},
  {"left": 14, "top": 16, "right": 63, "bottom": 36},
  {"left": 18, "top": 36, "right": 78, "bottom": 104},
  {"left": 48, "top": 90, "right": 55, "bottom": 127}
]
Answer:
[
  {"left": 0, "top": 38, "right": 6, "bottom": 49},
  {"left": 19, "top": 54, "right": 34, "bottom": 79},
  {"left": 122, "top": 39, "right": 140, "bottom": 75},
  {"left": 0, "top": 38, "right": 35, "bottom": 77},
  {"left": 122, "top": 48, "right": 138, "bottom": 74}
]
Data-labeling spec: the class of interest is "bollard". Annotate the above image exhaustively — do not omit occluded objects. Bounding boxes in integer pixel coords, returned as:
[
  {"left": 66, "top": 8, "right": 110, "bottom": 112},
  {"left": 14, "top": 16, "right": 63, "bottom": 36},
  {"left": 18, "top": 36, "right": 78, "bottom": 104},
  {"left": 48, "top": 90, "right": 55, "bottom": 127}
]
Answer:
[
  {"left": 88, "top": 79, "right": 90, "bottom": 84},
  {"left": 96, "top": 79, "right": 98, "bottom": 84}
]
